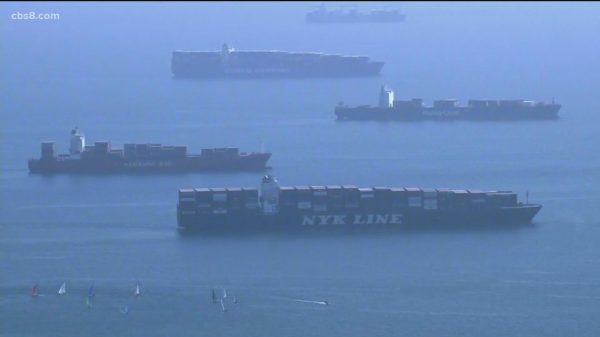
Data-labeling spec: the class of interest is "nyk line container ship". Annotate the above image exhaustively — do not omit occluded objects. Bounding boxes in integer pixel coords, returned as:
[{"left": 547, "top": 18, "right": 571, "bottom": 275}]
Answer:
[
  {"left": 28, "top": 128, "right": 271, "bottom": 174},
  {"left": 177, "top": 176, "right": 542, "bottom": 232},
  {"left": 335, "top": 86, "right": 561, "bottom": 121},
  {"left": 171, "top": 44, "right": 384, "bottom": 78}
]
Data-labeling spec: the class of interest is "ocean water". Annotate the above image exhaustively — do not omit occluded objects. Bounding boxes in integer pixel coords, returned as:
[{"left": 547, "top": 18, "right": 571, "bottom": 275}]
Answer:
[{"left": 1, "top": 2, "right": 600, "bottom": 337}]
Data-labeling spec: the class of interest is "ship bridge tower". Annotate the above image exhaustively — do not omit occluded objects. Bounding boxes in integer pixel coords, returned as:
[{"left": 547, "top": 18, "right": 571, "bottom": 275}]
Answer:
[
  {"left": 69, "top": 127, "right": 85, "bottom": 156},
  {"left": 260, "top": 175, "right": 280, "bottom": 214},
  {"left": 378, "top": 85, "right": 394, "bottom": 108}
]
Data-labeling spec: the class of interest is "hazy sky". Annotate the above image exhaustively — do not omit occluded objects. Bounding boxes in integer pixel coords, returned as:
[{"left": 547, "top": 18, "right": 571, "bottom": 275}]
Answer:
[{"left": 1, "top": 2, "right": 599, "bottom": 106}]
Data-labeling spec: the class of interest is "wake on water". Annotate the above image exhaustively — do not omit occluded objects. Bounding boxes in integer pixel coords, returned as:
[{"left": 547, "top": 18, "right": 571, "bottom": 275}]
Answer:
[
  {"left": 292, "top": 299, "right": 329, "bottom": 305},
  {"left": 270, "top": 296, "right": 329, "bottom": 305}
]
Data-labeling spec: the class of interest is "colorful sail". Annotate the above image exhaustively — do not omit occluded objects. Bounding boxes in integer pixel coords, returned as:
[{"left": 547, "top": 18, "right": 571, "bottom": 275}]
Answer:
[{"left": 31, "top": 284, "right": 39, "bottom": 297}]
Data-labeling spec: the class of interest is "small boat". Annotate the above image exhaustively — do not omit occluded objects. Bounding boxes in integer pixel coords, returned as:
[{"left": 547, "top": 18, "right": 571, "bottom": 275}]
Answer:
[
  {"left": 212, "top": 289, "right": 217, "bottom": 303},
  {"left": 134, "top": 282, "right": 141, "bottom": 297},
  {"left": 58, "top": 282, "right": 66, "bottom": 295},
  {"left": 31, "top": 284, "right": 39, "bottom": 297}
]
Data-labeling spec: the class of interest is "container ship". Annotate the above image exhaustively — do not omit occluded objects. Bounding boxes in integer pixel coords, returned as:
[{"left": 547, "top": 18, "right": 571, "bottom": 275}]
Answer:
[
  {"left": 28, "top": 128, "right": 271, "bottom": 174},
  {"left": 335, "top": 86, "right": 561, "bottom": 121},
  {"left": 306, "top": 5, "right": 406, "bottom": 24},
  {"left": 177, "top": 175, "right": 541, "bottom": 232},
  {"left": 171, "top": 44, "right": 384, "bottom": 78}
]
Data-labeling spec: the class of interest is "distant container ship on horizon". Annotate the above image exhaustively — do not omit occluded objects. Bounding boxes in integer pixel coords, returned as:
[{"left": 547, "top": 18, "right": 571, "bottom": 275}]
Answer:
[
  {"left": 171, "top": 44, "right": 384, "bottom": 78},
  {"left": 306, "top": 4, "right": 406, "bottom": 24},
  {"left": 335, "top": 86, "right": 561, "bottom": 121}
]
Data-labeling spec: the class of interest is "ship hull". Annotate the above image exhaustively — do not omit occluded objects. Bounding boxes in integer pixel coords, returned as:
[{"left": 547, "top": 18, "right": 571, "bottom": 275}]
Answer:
[
  {"left": 306, "top": 14, "right": 406, "bottom": 24},
  {"left": 28, "top": 153, "right": 271, "bottom": 174},
  {"left": 335, "top": 105, "right": 561, "bottom": 121},
  {"left": 172, "top": 63, "right": 384, "bottom": 79},
  {"left": 171, "top": 52, "right": 384, "bottom": 79},
  {"left": 177, "top": 205, "right": 542, "bottom": 233}
]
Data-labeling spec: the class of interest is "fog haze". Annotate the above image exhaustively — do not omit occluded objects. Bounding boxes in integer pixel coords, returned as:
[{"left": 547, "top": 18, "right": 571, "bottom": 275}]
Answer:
[{"left": 1, "top": 2, "right": 600, "bottom": 337}]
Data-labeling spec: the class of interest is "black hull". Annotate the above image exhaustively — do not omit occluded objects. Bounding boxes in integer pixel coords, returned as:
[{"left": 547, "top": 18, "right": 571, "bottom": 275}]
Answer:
[
  {"left": 306, "top": 19, "right": 405, "bottom": 24},
  {"left": 335, "top": 105, "right": 561, "bottom": 121},
  {"left": 28, "top": 153, "right": 271, "bottom": 174},
  {"left": 171, "top": 50, "right": 384, "bottom": 79},
  {"left": 171, "top": 63, "right": 384, "bottom": 79},
  {"left": 306, "top": 17, "right": 406, "bottom": 24},
  {"left": 177, "top": 205, "right": 542, "bottom": 233}
]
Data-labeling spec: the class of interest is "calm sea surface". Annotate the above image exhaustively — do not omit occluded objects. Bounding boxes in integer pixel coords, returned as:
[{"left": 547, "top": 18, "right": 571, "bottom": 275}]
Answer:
[{"left": 1, "top": 3, "right": 600, "bottom": 337}]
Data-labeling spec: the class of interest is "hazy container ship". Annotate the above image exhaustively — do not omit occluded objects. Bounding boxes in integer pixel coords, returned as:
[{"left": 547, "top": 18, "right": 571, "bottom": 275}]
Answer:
[
  {"left": 335, "top": 86, "right": 561, "bottom": 121},
  {"left": 28, "top": 128, "right": 271, "bottom": 174},
  {"left": 306, "top": 5, "right": 406, "bottom": 24},
  {"left": 177, "top": 176, "right": 541, "bottom": 232},
  {"left": 171, "top": 44, "right": 384, "bottom": 78}
]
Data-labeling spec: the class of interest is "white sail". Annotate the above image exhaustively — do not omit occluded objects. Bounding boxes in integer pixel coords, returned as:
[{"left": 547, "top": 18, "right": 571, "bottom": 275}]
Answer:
[
  {"left": 220, "top": 299, "right": 227, "bottom": 312},
  {"left": 222, "top": 288, "right": 228, "bottom": 300},
  {"left": 134, "top": 283, "right": 140, "bottom": 297},
  {"left": 58, "top": 282, "right": 66, "bottom": 295}
]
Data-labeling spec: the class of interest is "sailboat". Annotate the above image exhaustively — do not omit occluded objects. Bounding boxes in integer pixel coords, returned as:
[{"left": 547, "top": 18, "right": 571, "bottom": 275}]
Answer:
[
  {"left": 120, "top": 304, "right": 129, "bottom": 315},
  {"left": 31, "top": 284, "right": 39, "bottom": 297},
  {"left": 222, "top": 288, "right": 228, "bottom": 300},
  {"left": 58, "top": 282, "right": 66, "bottom": 295},
  {"left": 211, "top": 289, "right": 217, "bottom": 303},
  {"left": 85, "top": 284, "right": 94, "bottom": 308},
  {"left": 220, "top": 298, "right": 227, "bottom": 312},
  {"left": 134, "top": 282, "right": 141, "bottom": 297}
]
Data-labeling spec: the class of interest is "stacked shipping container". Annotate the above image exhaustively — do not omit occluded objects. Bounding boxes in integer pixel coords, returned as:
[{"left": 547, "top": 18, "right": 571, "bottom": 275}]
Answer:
[{"left": 178, "top": 186, "right": 523, "bottom": 215}]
